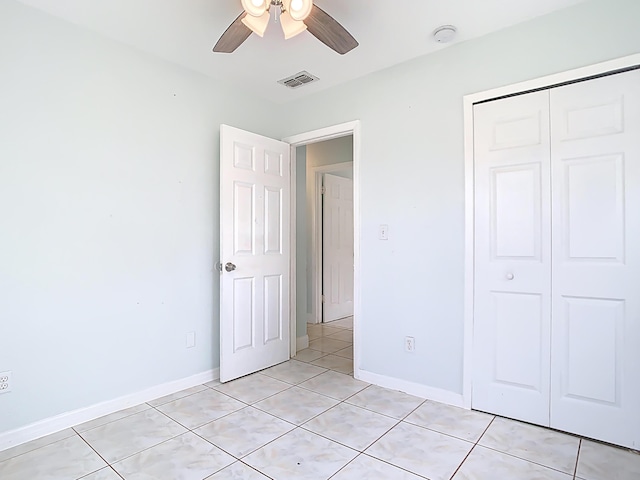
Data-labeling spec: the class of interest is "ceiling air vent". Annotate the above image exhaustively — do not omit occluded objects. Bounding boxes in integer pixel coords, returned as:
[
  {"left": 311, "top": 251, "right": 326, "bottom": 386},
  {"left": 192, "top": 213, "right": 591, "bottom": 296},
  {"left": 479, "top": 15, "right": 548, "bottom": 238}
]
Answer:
[{"left": 278, "top": 71, "right": 320, "bottom": 89}]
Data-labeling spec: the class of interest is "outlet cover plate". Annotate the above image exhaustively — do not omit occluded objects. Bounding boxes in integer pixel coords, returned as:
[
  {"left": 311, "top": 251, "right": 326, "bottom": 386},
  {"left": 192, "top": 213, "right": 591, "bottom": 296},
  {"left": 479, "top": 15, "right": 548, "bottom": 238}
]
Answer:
[
  {"left": 0, "top": 371, "right": 12, "bottom": 393},
  {"left": 405, "top": 336, "right": 415, "bottom": 353}
]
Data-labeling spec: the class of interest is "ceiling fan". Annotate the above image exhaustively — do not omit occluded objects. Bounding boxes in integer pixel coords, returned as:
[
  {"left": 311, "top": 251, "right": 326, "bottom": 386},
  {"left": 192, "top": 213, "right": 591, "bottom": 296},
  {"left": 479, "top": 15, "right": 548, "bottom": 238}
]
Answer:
[{"left": 213, "top": 0, "right": 358, "bottom": 55}]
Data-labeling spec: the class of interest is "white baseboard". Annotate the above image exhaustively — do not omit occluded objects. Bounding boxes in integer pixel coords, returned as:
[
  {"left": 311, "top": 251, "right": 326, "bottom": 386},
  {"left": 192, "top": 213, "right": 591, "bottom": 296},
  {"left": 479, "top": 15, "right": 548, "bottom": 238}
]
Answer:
[
  {"left": 355, "top": 368, "right": 465, "bottom": 408},
  {"left": 296, "top": 335, "right": 309, "bottom": 351},
  {"left": 0, "top": 368, "right": 219, "bottom": 453}
]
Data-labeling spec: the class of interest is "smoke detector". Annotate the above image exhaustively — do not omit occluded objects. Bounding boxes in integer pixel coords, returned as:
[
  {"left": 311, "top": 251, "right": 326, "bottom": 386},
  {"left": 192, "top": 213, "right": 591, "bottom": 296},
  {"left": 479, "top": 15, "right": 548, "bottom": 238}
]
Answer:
[{"left": 433, "top": 25, "right": 457, "bottom": 43}]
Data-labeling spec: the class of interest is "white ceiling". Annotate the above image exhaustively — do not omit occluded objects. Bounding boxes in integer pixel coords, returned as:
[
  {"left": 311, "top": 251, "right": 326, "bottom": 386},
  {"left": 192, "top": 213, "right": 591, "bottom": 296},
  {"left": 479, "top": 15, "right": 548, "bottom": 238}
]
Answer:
[{"left": 17, "top": 0, "right": 587, "bottom": 103}]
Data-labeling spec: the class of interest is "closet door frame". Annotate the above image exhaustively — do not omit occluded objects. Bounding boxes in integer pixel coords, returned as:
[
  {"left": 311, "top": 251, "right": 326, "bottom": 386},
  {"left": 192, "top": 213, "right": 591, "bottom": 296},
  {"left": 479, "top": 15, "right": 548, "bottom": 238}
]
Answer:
[{"left": 461, "top": 53, "right": 640, "bottom": 413}]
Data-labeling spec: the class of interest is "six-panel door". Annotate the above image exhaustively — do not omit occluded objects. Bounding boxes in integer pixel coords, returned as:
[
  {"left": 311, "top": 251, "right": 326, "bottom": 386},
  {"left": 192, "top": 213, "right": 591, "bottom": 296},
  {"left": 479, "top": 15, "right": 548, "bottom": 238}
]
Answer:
[{"left": 220, "top": 125, "right": 291, "bottom": 383}]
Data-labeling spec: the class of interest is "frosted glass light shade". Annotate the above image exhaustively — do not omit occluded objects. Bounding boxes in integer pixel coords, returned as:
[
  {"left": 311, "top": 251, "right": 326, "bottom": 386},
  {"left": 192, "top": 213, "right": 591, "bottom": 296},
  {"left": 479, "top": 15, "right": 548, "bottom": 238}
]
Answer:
[
  {"left": 242, "top": 11, "right": 270, "bottom": 37},
  {"left": 284, "top": 0, "right": 312, "bottom": 21},
  {"left": 280, "top": 11, "right": 307, "bottom": 39},
  {"left": 241, "top": 0, "right": 267, "bottom": 17}
]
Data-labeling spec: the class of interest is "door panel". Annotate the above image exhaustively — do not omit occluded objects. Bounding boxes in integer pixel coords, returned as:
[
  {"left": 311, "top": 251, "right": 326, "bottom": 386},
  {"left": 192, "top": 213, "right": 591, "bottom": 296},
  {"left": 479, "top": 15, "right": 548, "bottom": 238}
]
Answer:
[
  {"left": 233, "top": 277, "right": 254, "bottom": 351},
  {"left": 473, "top": 90, "right": 551, "bottom": 426},
  {"left": 550, "top": 70, "right": 640, "bottom": 449},
  {"left": 560, "top": 296, "right": 622, "bottom": 404},
  {"left": 493, "top": 292, "right": 544, "bottom": 390},
  {"left": 264, "top": 186, "right": 282, "bottom": 254},
  {"left": 322, "top": 173, "right": 354, "bottom": 322},
  {"left": 234, "top": 183, "right": 255, "bottom": 254},
  {"left": 558, "top": 96, "right": 623, "bottom": 141},
  {"left": 264, "top": 274, "right": 282, "bottom": 343},
  {"left": 562, "top": 155, "right": 625, "bottom": 262},
  {"left": 220, "top": 124, "right": 290, "bottom": 382},
  {"left": 492, "top": 165, "right": 541, "bottom": 259}
]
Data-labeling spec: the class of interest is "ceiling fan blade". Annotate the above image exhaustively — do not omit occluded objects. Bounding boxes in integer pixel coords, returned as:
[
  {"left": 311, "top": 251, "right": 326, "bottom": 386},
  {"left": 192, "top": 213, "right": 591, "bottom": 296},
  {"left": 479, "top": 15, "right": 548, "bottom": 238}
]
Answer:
[
  {"left": 305, "top": 5, "right": 358, "bottom": 55},
  {"left": 213, "top": 12, "right": 252, "bottom": 53}
]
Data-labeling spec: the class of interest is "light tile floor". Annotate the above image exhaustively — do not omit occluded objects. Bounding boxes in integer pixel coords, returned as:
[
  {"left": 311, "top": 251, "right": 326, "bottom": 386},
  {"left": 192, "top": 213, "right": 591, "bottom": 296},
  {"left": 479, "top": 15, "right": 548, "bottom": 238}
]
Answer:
[{"left": 1, "top": 316, "right": 639, "bottom": 479}]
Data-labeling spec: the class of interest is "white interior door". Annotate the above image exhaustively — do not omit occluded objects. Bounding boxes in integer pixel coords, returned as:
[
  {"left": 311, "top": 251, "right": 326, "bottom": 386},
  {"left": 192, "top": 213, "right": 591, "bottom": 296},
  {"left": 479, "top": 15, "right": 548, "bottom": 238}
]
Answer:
[
  {"left": 472, "top": 91, "right": 552, "bottom": 426},
  {"left": 220, "top": 124, "right": 291, "bottom": 383},
  {"left": 549, "top": 69, "right": 640, "bottom": 449},
  {"left": 322, "top": 173, "right": 354, "bottom": 322}
]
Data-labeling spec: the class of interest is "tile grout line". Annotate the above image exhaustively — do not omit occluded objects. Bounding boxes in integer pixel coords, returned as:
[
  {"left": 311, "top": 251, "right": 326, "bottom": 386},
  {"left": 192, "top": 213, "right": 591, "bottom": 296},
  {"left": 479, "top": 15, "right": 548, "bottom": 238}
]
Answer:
[
  {"left": 448, "top": 443, "right": 479, "bottom": 480},
  {"left": 72, "top": 405, "right": 152, "bottom": 435},
  {"left": 0, "top": 430, "right": 76, "bottom": 464},
  {"left": 78, "top": 466, "right": 124, "bottom": 480},
  {"left": 573, "top": 439, "right": 582, "bottom": 480},
  {"left": 474, "top": 442, "right": 580, "bottom": 476},
  {"left": 446, "top": 416, "right": 496, "bottom": 479},
  {"left": 326, "top": 452, "right": 364, "bottom": 480},
  {"left": 235, "top": 459, "right": 276, "bottom": 480},
  {"left": 75, "top": 431, "right": 125, "bottom": 479}
]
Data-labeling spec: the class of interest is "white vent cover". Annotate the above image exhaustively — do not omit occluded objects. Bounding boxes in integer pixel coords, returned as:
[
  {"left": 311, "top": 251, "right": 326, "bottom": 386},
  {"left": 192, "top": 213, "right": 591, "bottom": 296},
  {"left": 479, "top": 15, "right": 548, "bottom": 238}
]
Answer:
[{"left": 278, "top": 71, "right": 320, "bottom": 89}]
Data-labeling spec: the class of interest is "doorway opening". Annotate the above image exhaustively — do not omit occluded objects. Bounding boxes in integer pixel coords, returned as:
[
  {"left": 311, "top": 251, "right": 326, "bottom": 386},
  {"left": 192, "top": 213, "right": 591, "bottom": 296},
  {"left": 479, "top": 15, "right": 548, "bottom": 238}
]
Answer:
[
  {"left": 305, "top": 138, "right": 354, "bottom": 326},
  {"left": 284, "top": 122, "right": 360, "bottom": 379}
]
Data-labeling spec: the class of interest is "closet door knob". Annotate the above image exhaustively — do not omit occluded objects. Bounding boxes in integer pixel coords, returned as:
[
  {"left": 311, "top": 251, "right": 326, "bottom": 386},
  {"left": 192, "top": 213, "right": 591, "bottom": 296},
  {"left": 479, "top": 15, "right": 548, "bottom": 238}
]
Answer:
[{"left": 506, "top": 273, "right": 515, "bottom": 280}]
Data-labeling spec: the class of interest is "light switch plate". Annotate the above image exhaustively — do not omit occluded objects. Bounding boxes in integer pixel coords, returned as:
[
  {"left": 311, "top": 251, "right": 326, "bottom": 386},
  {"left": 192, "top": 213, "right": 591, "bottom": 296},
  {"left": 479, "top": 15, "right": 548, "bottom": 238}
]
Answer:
[{"left": 379, "top": 224, "right": 389, "bottom": 240}]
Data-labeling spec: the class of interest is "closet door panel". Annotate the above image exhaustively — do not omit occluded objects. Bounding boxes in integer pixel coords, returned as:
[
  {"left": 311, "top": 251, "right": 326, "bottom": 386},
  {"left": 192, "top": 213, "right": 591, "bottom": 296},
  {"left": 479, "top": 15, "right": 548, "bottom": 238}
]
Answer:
[
  {"left": 473, "top": 90, "right": 552, "bottom": 426},
  {"left": 550, "top": 69, "right": 640, "bottom": 449}
]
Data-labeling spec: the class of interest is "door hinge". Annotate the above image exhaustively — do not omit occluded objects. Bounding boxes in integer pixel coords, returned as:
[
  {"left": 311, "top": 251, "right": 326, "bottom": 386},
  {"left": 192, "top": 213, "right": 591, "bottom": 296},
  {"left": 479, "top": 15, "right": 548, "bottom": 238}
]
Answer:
[
  {"left": 321, "top": 186, "right": 326, "bottom": 195},
  {"left": 321, "top": 294, "right": 325, "bottom": 303}
]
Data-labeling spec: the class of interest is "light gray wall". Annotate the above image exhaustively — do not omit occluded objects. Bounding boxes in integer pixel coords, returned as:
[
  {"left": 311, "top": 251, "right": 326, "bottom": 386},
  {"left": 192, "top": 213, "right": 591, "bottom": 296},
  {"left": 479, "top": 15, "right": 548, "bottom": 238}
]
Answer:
[
  {"left": 281, "top": 0, "right": 640, "bottom": 394},
  {"left": 0, "top": 1, "right": 282, "bottom": 432},
  {"left": 306, "top": 136, "right": 354, "bottom": 169}
]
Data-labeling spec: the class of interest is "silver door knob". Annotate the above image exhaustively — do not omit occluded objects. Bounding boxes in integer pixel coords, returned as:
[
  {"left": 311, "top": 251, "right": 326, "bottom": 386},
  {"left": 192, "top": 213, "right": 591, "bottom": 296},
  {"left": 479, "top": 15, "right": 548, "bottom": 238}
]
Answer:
[
  {"left": 225, "top": 262, "right": 237, "bottom": 272},
  {"left": 506, "top": 273, "right": 515, "bottom": 280}
]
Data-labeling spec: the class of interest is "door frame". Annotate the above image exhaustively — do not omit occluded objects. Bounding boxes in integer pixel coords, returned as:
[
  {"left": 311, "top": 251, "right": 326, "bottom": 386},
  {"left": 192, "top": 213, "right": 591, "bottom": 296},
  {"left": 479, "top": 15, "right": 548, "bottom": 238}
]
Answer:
[
  {"left": 462, "top": 53, "right": 640, "bottom": 409},
  {"left": 311, "top": 163, "right": 354, "bottom": 325},
  {"left": 283, "top": 121, "right": 361, "bottom": 377}
]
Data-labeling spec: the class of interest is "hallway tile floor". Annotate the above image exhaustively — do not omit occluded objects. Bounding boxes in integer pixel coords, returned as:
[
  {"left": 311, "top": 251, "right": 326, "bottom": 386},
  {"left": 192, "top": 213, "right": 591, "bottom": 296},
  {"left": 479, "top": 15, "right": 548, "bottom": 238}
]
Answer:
[{"left": 1, "top": 317, "right": 639, "bottom": 479}]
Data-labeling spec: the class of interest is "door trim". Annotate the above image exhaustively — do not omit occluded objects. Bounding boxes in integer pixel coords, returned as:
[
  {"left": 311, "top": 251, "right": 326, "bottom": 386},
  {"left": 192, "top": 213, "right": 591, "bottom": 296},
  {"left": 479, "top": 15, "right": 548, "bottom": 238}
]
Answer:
[
  {"left": 462, "top": 53, "right": 640, "bottom": 409},
  {"left": 311, "top": 163, "right": 353, "bottom": 325},
  {"left": 283, "top": 121, "right": 362, "bottom": 378}
]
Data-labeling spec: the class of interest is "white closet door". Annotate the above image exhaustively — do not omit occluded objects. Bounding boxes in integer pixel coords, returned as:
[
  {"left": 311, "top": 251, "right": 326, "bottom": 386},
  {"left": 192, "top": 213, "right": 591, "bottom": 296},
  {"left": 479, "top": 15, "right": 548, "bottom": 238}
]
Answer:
[
  {"left": 550, "top": 69, "right": 640, "bottom": 449},
  {"left": 473, "top": 91, "right": 552, "bottom": 426}
]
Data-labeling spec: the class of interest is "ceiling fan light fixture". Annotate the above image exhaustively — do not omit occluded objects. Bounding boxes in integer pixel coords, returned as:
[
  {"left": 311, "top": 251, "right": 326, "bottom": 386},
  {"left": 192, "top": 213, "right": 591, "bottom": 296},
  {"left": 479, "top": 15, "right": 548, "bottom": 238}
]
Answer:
[
  {"left": 241, "top": 0, "right": 267, "bottom": 17},
  {"left": 280, "top": 11, "right": 307, "bottom": 39},
  {"left": 242, "top": 11, "right": 270, "bottom": 37},
  {"left": 285, "top": 0, "right": 313, "bottom": 21}
]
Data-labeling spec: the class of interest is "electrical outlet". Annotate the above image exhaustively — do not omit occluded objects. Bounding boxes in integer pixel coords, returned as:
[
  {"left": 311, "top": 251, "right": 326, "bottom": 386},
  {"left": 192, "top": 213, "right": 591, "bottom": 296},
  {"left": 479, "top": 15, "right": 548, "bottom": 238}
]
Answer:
[
  {"left": 405, "top": 336, "right": 415, "bottom": 353},
  {"left": 0, "top": 371, "right": 12, "bottom": 393}
]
